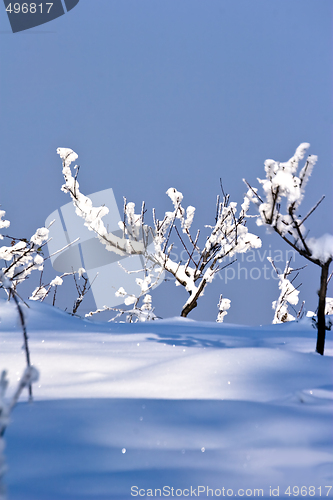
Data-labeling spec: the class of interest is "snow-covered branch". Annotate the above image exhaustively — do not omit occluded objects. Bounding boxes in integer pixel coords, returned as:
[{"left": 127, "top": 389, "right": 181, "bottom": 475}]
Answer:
[
  {"left": 86, "top": 258, "right": 162, "bottom": 322},
  {"left": 268, "top": 257, "right": 300, "bottom": 324},
  {"left": 0, "top": 218, "right": 49, "bottom": 295},
  {"left": 244, "top": 143, "right": 332, "bottom": 266},
  {"left": 58, "top": 148, "right": 145, "bottom": 256},
  {"left": 216, "top": 294, "right": 231, "bottom": 323}
]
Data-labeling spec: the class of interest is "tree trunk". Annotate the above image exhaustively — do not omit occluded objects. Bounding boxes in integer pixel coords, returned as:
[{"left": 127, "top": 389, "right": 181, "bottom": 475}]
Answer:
[
  {"left": 316, "top": 260, "right": 330, "bottom": 355},
  {"left": 180, "top": 279, "right": 207, "bottom": 318},
  {"left": 181, "top": 299, "right": 198, "bottom": 317}
]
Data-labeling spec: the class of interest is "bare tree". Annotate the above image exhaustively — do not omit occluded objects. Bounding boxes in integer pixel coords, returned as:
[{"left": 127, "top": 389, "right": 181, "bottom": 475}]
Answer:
[{"left": 244, "top": 143, "right": 333, "bottom": 354}]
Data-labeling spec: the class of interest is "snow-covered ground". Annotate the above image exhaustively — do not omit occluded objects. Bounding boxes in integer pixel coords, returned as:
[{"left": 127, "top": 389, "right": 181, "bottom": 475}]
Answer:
[{"left": 0, "top": 299, "right": 332, "bottom": 500}]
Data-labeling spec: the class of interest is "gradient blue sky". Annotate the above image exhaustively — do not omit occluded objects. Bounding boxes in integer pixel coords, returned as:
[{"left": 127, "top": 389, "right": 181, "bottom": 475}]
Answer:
[{"left": 0, "top": 1, "right": 332, "bottom": 323}]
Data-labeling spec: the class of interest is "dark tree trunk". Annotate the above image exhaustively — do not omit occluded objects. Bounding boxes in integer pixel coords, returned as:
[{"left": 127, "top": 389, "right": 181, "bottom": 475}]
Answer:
[
  {"left": 316, "top": 260, "right": 330, "bottom": 355},
  {"left": 181, "top": 299, "right": 198, "bottom": 318},
  {"left": 180, "top": 279, "right": 208, "bottom": 318}
]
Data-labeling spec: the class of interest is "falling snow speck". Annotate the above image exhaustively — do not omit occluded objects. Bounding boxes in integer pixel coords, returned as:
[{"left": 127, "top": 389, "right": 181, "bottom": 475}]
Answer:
[
  {"left": 122, "top": 448, "right": 126, "bottom": 454},
  {"left": 201, "top": 447, "right": 205, "bottom": 452}
]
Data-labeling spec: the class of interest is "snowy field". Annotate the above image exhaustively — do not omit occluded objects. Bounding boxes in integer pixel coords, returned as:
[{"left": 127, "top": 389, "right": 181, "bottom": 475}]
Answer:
[{"left": 0, "top": 299, "right": 332, "bottom": 500}]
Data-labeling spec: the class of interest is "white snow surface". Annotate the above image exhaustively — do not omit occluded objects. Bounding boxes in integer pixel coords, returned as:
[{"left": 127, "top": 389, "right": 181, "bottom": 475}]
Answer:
[{"left": 0, "top": 299, "right": 332, "bottom": 500}]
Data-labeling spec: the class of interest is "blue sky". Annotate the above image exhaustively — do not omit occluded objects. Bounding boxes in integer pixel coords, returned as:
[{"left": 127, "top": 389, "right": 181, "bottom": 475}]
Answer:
[{"left": 0, "top": 1, "right": 332, "bottom": 324}]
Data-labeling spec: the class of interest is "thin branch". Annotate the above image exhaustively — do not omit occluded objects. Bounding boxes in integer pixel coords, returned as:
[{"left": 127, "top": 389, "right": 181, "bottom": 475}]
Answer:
[
  {"left": 299, "top": 195, "right": 325, "bottom": 227},
  {"left": 243, "top": 178, "right": 264, "bottom": 203},
  {"left": 297, "top": 300, "right": 305, "bottom": 319},
  {"left": 219, "top": 178, "right": 227, "bottom": 199},
  {"left": 215, "top": 195, "right": 220, "bottom": 224},
  {"left": 288, "top": 207, "right": 311, "bottom": 256},
  {"left": 174, "top": 225, "right": 197, "bottom": 268}
]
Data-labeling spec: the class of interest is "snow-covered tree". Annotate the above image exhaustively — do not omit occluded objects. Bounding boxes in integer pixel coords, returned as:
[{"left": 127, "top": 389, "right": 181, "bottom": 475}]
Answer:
[
  {"left": 268, "top": 257, "right": 300, "bottom": 324},
  {"left": 1, "top": 205, "right": 83, "bottom": 317},
  {"left": 58, "top": 147, "right": 262, "bottom": 318},
  {"left": 86, "top": 259, "right": 160, "bottom": 323},
  {"left": 0, "top": 214, "right": 49, "bottom": 298},
  {"left": 152, "top": 187, "right": 261, "bottom": 317},
  {"left": 87, "top": 292, "right": 157, "bottom": 323},
  {"left": 216, "top": 294, "right": 231, "bottom": 323},
  {"left": 71, "top": 268, "right": 97, "bottom": 315},
  {"left": 0, "top": 208, "right": 78, "bottom": 302},
  {"left": 244, "top": 143, "right": 333, "bottom": 354}
]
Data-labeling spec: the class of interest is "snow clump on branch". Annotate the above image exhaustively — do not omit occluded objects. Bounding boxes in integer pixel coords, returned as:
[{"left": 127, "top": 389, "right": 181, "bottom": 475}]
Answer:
[
  {"left": 244, "top": 143, "right": 318, "bottom": 236},
  {"left": 216, "top": 294, "right": 231, "bottom": 323}
]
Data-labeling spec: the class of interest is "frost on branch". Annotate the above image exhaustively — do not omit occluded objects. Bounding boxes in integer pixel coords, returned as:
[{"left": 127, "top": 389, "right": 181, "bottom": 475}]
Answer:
[
  {"left": 216, "top": 294, "right": 231, "bottom": 323},
  {"left": 268, "top": 257, "right": 300, "bottom": 324}
]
